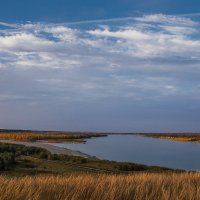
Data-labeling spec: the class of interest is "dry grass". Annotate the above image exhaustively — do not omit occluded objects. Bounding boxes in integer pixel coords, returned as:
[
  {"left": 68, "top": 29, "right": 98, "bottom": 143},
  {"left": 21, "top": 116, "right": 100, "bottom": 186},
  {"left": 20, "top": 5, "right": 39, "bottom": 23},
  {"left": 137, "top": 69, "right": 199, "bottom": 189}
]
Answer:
[
  {"left": 0, "top": 132, "right": 104, "bottom": 142},
  {"left": 0, "top": 173, "right": 200, "bottom": 200},
  {"left": 141, "top": 133, "right": 200, "bottom": 143}
]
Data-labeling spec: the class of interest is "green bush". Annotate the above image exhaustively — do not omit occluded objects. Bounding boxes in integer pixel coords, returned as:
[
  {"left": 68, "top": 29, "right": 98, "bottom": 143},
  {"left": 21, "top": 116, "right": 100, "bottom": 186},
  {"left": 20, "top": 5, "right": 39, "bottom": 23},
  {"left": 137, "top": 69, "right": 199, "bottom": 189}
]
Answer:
[
  {"left": 48, "top": 154, "right": 59, "bottom": 160},
  {"left": 80, "top": 158, "right": 87, "bottom": 164},
  {"left": 0, "top": 152, "right": 15, "bottom": 170},
  {"left": 39, "top": 152, "right": 48, "bottom": 159}
]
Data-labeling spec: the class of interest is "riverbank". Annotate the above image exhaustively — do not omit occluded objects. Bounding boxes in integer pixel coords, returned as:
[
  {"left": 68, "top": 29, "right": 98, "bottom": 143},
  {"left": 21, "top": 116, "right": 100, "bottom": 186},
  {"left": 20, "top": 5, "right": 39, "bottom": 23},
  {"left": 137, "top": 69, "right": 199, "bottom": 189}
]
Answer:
[
  {"left": 0, "top": 141, "right": 178, "bottom": 178},
  {"left": 0, "top": 140, "right": 96, "bottom": 159},
  {"left": 140, "top": 133, "right": 200, "bottom": 143}
]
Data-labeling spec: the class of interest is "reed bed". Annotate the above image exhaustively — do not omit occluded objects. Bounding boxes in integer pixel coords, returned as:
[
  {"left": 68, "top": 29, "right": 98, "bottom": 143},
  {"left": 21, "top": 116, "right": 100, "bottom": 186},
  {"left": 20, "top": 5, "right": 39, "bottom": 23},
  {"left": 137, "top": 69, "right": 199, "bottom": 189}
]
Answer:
[
  {"left": 141, "top": 133, "right": 200, "bottom": 143},
  {"left": 0, "top": 173, "right": 200, "bottom": 200},
  {"left": 0, "top": 132, "right": 103, "bottom": 141}
]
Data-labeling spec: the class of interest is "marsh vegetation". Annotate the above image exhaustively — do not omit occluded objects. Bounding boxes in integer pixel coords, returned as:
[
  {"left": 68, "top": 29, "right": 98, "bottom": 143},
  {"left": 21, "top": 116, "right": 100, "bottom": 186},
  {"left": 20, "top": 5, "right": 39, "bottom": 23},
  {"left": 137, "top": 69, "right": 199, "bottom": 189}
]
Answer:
[
  {"left": 0, "top": 129, "right": 106, "bottom": 142},
  {"left": 141, "top": 133, "right": 200, "bottom": 143}
]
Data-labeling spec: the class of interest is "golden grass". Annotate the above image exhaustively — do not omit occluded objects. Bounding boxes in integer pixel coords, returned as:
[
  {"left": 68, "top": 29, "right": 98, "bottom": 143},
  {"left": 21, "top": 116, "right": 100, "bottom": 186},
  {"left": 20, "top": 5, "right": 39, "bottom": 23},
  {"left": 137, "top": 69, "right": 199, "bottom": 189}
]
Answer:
[
  {"left": 0, "top": 173, "right": 200, "bottom": 200},
  {"left": 142, "top": 133, "right": 200, "bottom": 143},
  {"left": 0, "top": 132, "right": 103, "bottom": 142},
  {"left": 159, "top": 136, "right": 199, "bottom": 143}
]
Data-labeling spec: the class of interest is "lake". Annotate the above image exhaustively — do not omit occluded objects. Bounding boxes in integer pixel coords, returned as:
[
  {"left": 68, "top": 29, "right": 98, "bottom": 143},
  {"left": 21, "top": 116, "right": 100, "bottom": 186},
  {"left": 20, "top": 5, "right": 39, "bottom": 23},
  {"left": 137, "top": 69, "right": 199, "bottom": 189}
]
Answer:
[{"left": 50, "top": 135, "right": 200, "bottom": 171}]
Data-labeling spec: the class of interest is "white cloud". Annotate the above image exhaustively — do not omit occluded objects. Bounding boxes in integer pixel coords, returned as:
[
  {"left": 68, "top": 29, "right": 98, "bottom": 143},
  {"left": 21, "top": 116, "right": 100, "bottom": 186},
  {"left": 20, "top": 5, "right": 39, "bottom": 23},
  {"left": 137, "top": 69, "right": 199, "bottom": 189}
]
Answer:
[
  {"left": 87, "top": 20, "right": 200, "bottom": 58},
  {"left": 135, "top": 14, "right": 198, "bottom": 26},
  {"left": 0, "top": 33, "right": 54, "bottom": 51},
  {"left": 0, "top": 14, "right": 200, "bottom": 101},
  {"left": 161, "top": 25, "right": 197, "bottom": 35},
  {"left": 88, "top": 28, "right": 151, "bottom": 40},
  {"left": 45, "top": 26, "right": 78, "bottom": 43}
]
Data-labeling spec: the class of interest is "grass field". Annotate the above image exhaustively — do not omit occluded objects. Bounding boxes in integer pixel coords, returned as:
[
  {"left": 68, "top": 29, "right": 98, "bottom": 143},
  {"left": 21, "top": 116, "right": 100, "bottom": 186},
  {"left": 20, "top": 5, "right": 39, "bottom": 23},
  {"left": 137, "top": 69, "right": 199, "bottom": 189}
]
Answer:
[{"left": 0, "top": 173, "right": 200, "bottom": 200}]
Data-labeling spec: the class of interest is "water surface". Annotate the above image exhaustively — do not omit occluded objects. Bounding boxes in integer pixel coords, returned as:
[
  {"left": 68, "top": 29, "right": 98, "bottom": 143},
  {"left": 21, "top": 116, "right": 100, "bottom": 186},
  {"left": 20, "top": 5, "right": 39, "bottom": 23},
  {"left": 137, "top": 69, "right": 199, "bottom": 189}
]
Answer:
[{"left": 51, "top": 135, "right": 200, "bottom": 170}]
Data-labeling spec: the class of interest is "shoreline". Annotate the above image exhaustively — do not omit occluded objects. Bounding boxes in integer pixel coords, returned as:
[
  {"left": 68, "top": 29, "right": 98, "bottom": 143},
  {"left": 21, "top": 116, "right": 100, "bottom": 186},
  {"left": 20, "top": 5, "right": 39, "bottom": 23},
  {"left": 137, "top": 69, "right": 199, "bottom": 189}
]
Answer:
[
  {"left": 0, "top": 140, "right": 97, "bottom": 159},
  {"left": 139, "top": 134, "right": 200, "bottom": 144}
]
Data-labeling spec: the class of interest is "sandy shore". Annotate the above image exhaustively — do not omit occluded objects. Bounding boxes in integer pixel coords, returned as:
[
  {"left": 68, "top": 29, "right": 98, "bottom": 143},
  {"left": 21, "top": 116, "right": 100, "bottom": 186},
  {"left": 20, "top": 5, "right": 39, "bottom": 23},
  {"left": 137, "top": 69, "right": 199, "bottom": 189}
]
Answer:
[{"left": 0, "top": 140, "right": 96, "bottom": 159}]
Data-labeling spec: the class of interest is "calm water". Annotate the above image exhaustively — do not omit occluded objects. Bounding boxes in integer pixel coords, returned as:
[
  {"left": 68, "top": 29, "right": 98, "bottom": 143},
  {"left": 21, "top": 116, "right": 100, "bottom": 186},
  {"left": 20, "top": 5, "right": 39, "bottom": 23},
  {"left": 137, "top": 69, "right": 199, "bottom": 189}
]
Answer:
[{"left": 51, "top": 135, "right": 200, "bottom": 170}]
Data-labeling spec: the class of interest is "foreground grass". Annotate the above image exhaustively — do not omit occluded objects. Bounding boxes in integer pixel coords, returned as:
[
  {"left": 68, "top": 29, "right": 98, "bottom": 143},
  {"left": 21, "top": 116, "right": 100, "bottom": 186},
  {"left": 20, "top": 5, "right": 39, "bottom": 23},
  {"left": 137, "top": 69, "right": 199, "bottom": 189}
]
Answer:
[{"left": 0, "top": 173, "right": 200, "bottom": 200}]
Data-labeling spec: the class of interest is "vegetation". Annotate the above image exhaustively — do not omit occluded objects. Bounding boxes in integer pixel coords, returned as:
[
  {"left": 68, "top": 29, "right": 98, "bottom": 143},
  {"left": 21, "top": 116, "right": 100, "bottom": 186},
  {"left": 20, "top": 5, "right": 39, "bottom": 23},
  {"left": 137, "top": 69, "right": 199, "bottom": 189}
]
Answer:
[
  {"left": 141, "top": 133, "right": 200, "bottom": 143},
  {"left": 0, "top": 143, "right": 49, "bottom": 171},
  {"left": 0, "top": 141, "right": 198, "bottom": 200},
  {"left": 0, "top": 173, "right": 200, "bottom": 200},
  {"left": 0, "top": 130, "right": 107, "bottom": 142},
  {"left": 0, "top": 142, "right": 177, "bottom": 175},
  {"left": 0, "top": 152, "right": 15, "bottom": 170}
]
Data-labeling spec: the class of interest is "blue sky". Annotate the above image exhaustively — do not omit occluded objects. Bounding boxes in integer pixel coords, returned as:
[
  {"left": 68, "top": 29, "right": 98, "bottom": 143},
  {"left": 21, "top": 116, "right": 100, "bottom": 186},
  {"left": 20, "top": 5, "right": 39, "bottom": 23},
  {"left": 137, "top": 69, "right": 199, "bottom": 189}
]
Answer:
[
  {"left": 1, "top": 0, "right": 200, "bottom": 22},
  {"left": 0, "top": 1, "right": 200, "bottom": 132}
]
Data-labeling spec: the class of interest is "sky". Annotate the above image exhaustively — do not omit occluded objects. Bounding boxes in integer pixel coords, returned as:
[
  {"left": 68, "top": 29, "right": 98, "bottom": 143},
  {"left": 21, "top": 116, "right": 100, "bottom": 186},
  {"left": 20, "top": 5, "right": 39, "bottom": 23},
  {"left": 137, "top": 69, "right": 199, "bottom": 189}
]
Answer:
[{"left": 0, "top": 0, "right": 200, "bottom": 132}]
